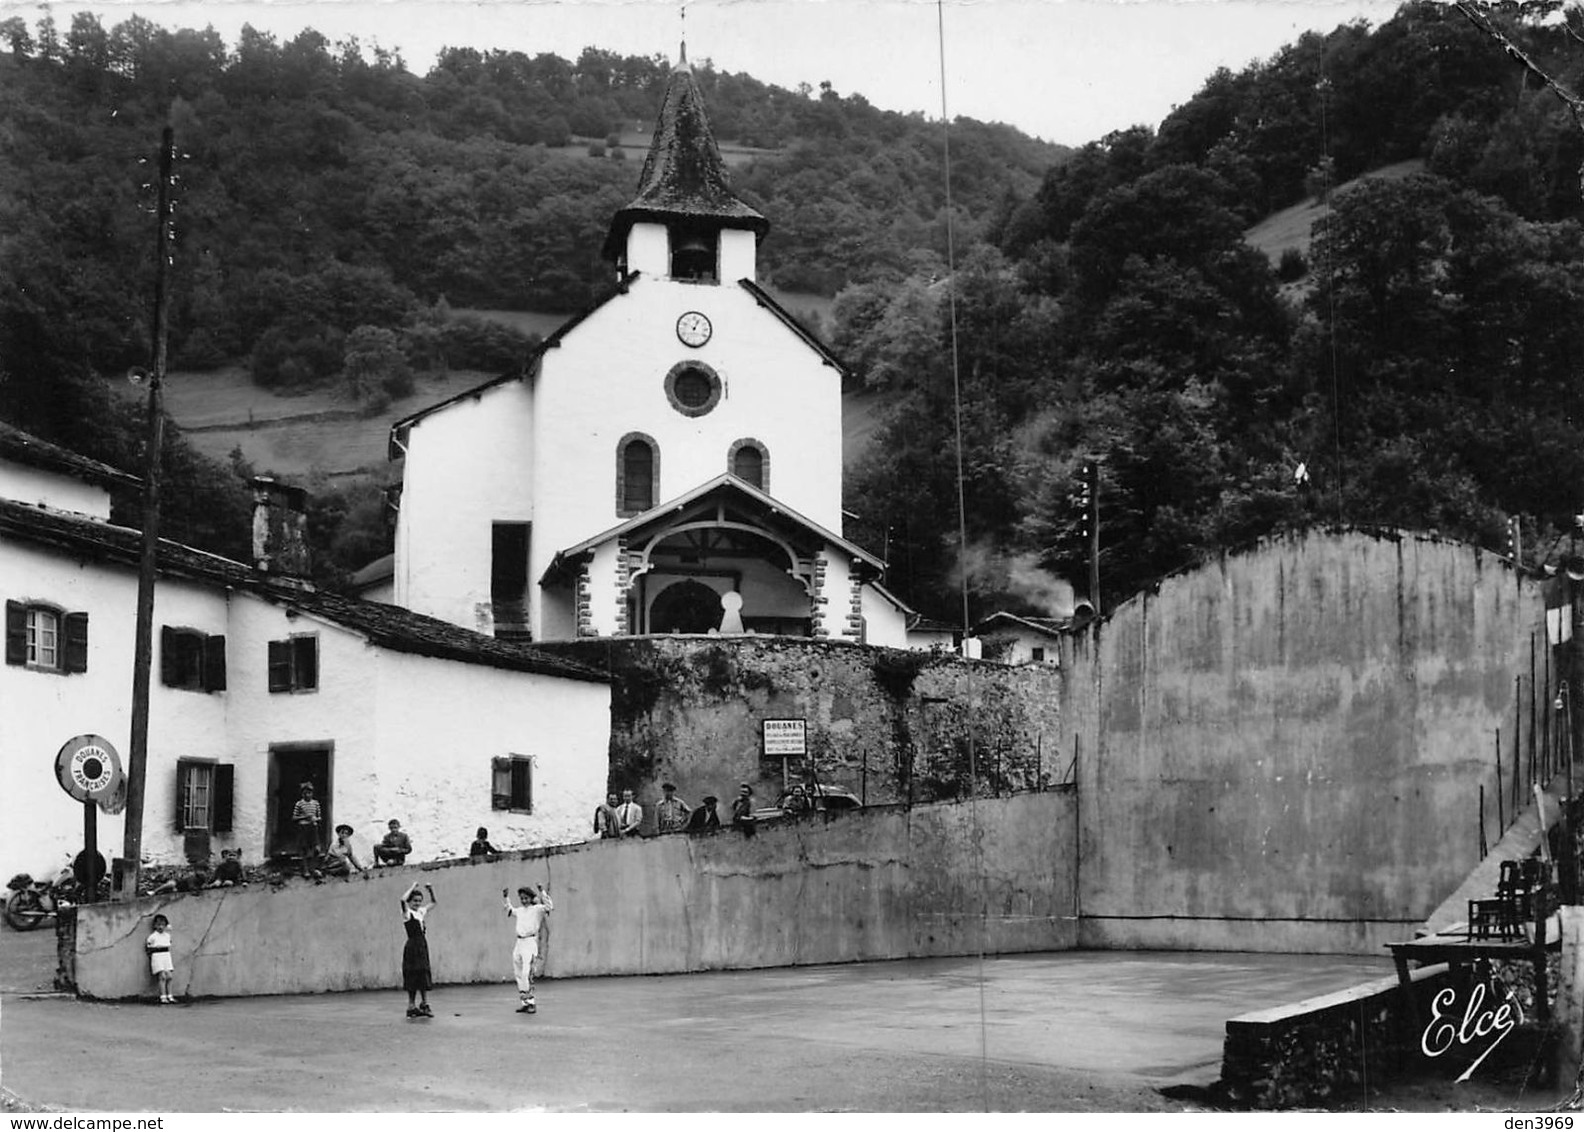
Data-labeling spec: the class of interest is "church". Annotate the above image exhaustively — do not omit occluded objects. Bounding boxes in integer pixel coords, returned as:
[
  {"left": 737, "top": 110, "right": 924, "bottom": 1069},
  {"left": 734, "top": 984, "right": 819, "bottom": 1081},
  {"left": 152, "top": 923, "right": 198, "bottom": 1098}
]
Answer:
[{"left": 385, "top": 52, "right": 922, "bottom": 648}]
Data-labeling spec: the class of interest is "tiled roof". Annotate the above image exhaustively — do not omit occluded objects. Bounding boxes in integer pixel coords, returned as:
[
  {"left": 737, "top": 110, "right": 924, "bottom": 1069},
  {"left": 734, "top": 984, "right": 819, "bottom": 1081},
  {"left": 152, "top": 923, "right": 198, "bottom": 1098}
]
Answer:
[
  {"left": 973, "top": 611, "right": 1073, "bottom": 638},
  {"left": 602, "top": 59, "right": 768, "bottom": 261},
  {"left": 0, "top": 498, "right": 608, "bottom": 684},
  {"left": 0, "top": 421, "right": 141, "bottom": 491}
]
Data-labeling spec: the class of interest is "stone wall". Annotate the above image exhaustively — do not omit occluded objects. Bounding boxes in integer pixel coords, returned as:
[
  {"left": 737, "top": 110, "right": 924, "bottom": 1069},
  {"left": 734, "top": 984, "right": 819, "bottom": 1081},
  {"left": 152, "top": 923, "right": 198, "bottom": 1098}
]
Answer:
[
  {"left": 1221, "top": 965, "right": 1457, "bottom": 1108},
  {"left": 533, "top": 636, "right": 1063, "bottom": 834},
  {"left": 69, "top": 791, "right": 1078, "bottom": 1000}
]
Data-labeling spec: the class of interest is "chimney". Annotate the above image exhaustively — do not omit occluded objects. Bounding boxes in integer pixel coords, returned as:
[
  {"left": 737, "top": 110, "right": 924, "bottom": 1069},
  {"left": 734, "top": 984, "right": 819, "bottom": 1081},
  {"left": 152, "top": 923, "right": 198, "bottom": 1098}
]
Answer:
[{"left": 252, "top": 476, "right": 311, "bottom": 577}]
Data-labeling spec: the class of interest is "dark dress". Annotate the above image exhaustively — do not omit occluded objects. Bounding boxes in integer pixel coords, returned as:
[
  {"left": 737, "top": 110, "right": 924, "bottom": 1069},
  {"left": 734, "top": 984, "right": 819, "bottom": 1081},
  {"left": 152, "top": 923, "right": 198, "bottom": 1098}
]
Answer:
[{"left": 401, "top": 909, "right": 432, "bottom": 992}]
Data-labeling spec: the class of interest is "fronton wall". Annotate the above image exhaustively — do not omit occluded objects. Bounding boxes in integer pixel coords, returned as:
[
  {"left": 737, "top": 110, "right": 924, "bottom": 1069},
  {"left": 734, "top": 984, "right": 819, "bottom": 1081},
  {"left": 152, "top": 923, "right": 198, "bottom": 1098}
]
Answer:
[{"left": 1062, "top": 528, "right": 1546, "bottom": 955}]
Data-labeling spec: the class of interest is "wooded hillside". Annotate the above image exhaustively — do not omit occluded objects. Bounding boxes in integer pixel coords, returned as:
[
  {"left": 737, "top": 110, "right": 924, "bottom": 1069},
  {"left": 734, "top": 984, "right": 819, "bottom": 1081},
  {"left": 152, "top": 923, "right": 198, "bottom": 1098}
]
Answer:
[{"left": 5, "top": 2, "right": 1584, "bottom": 622}]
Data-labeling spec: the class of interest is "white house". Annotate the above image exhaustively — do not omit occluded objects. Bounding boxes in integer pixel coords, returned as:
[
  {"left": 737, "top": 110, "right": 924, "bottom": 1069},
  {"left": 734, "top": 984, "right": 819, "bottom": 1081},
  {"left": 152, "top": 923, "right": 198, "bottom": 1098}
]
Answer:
[
  {"left": 0, "top": 423, "right": 611, "bottom": 878},
  {"left": 387, "top": 54, "right": 920, "bottom": 647},
  {"left": 972, "top": 612, "right": 1072, "bottom": 667}
]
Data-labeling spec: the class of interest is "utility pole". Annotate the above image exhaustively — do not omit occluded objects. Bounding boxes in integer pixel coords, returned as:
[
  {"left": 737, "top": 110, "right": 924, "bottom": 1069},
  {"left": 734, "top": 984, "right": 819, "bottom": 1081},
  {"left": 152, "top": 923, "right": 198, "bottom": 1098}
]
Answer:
[
  {"left": 1076, "top": 459, "right": 1101, "bottom": 615},
  {"left": 119, "top": 126, "right": 174, "bottom": 901}
]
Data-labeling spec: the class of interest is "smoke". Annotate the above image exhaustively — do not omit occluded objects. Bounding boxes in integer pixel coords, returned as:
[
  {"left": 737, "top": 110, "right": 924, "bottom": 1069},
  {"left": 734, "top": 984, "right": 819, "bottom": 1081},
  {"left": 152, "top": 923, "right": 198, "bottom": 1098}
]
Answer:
[{"left": 951, "top": 542, "right": 1077, "bottom": 617}]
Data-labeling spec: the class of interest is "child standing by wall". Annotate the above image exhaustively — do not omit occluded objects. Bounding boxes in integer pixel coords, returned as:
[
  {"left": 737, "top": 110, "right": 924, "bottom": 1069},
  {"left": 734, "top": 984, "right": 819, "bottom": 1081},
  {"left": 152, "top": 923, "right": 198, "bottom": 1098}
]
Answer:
[
  {"left": 503, "top": 884, "right": 553, "bottom": 1013},
  {"left": 400, "top": 881, "right": 436, "bottom": 1018},
  {"left": 145, "top": 914, "right": 174, "bottom": 1003}
]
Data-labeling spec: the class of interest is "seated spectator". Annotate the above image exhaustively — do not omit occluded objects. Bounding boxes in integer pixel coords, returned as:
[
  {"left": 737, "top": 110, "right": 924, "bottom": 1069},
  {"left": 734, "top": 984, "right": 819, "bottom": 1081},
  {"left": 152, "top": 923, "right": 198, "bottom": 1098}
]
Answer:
[
  {"left": 150, "top": 864, "right": 209, "bottom": 895},
  {"left": 374, "top": 819, "right": 412, "bottom": 866},
  {"left": 209, "top": 849, "right": 245, "bottom": 887},
  {"left": 684, "top": 795, "right": 721, "bottom": 833},
  {"left": 470, "top": 827, "right": 501, "bottom": 859},
  {"left": 323, "top": 825, "right": 365, "bottom": 877}
]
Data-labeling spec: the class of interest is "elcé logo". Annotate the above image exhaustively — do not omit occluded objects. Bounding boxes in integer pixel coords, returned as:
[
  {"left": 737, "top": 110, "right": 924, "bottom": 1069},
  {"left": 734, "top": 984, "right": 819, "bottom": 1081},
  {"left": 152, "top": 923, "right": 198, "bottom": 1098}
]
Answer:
[{"left": 1420, "top": 967, "right": 1524, "bottom": 1082}]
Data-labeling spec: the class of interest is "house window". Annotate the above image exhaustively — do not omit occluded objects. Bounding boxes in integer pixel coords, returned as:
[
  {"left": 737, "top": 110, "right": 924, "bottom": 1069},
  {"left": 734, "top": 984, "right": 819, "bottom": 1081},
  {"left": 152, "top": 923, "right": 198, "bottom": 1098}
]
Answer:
[
  {"left": 617, "top": 433, "right": 659, "bottom": 515},
  {"left": 491, "top": 755, "right": 533, "bottom": 812},
  {"left": 28, "top": 608, "right": 56, "bottom": 668},
  {"left": 664, "top": 361, "right": 722, "bottom": 418},
  {"left": 267, "top": 634, "right": 318, "bottom": 693},
  {"left": 174, "top": 759, "right": 233, "bottom": 832},
  {"left": 728, "top": 439, "right": 768, "bottom": 491},
  {"left": 5, "top": 600, "right": 87, "bottom": 673},
  {"left": 491, "top": 523, "right": 530, "bottom": 602},
  {"left": 1031, "top": 647, "right": 1045, "bottom": 663},
  {"left": 161, "top": 626, "right": 227, "bottom": 692}
]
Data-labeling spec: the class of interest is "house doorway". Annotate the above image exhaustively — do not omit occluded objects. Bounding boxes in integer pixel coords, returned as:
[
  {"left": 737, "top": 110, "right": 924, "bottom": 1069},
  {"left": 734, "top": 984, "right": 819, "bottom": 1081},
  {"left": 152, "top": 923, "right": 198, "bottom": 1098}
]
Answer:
[{"left": 266, "top": 743, "right": 333, "bottom": 861}]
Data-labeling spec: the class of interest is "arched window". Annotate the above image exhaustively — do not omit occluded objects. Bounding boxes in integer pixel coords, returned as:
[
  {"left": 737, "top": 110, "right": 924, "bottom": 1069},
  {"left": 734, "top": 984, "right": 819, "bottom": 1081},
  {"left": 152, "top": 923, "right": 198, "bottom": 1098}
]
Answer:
[
  {"left": 616, "top": 433, "right": 659, "bottom": 515},
  {"left": 728, "top": 438, "right": 769, "bottom": 492}
]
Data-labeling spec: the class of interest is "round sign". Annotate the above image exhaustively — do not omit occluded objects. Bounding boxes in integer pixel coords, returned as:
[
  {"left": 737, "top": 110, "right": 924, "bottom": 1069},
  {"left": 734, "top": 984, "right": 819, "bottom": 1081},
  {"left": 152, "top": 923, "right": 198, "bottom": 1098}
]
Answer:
[{"left": 55, "top": 734, "right": 124, "bottom": 805}]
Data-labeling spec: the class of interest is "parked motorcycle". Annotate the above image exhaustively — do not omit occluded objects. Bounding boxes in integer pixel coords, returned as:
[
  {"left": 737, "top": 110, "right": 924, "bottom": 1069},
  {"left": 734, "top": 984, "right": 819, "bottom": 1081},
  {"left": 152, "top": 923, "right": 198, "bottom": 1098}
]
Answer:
[{"left": 4, "top": 871, "right": 66, "bottom": 931}]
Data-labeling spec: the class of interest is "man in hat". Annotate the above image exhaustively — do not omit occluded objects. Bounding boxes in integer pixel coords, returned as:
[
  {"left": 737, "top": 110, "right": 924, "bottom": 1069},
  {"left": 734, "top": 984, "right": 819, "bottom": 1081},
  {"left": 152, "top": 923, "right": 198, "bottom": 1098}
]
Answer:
[
  {"left": 655, "top": 782, "right": 691, "bottom": 834},
  {"left": 684, "top": 795, "right": 721, "bottom": 833},
  {"left": 323, "top": 824, "right": 364, "bottom": 877},
  {"left": 291, "top": 782, "right": 322, "bottom": 875}
]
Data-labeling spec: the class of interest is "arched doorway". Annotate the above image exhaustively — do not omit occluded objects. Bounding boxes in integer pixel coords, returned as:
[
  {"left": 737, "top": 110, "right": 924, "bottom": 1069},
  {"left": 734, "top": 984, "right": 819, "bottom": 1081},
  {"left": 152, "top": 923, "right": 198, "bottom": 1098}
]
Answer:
[{"left": 650, "top": 579, "right": 723, "bottom": 634}]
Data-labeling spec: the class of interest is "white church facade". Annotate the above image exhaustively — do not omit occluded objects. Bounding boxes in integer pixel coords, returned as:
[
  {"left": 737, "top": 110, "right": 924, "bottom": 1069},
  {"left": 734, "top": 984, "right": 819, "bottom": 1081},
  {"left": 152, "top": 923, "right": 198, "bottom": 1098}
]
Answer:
[{"left": 387, "top": 55, "right": 917, "bottom": 649}]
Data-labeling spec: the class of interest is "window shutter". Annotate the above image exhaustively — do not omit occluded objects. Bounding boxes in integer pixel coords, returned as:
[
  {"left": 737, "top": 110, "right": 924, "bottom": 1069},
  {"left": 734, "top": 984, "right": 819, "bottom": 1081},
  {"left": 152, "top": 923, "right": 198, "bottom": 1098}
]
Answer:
[
  {"left": 511, "top": 757, "right": 532, "bottom": 812},
  {"left": 203, "top": 635, "right": 227, "bottom": 692},
  {"left": 159, "top": 626, "right": 178, "bottom": 686},
  {"left": 213, "top": 763, "right": 234, "bottom": 833},
  {"left": 4, "top": 601, "right": 25, "bottom": 666},
  {"left": 491, "top": 756, "right": 511, "bottom": 810},
  {"left": 174, "top": 760, "right": 189, "bottom": 832},
  {"left": 268, "top": 639, "right": 290, "bottom": 692},
  {"left": 294, "top": 636, "right": 318, "bottom": 690},
  {"left": 62, "top": 612, "right": 88, "bottom": 673}
]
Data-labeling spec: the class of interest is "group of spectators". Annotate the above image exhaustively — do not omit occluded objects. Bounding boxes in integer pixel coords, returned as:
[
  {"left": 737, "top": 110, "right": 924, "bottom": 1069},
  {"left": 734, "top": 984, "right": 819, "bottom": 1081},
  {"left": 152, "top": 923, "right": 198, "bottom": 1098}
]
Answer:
[
  {"left": 593, "top": 782, "right": 759, "bottom": 839},
  {"left": 290, "top": 781, "right": 415, "bottom": 878}
]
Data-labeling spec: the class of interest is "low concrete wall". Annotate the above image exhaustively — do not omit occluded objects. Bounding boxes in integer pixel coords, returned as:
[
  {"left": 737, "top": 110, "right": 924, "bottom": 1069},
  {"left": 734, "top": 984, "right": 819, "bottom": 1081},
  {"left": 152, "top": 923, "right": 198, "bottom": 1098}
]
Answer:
[
  {"left": 1221, "top": 964, "right": 1456, "bottom": 1108},
  {"left": 71, "top": 791, "right": 1077, "bottom": 999}
]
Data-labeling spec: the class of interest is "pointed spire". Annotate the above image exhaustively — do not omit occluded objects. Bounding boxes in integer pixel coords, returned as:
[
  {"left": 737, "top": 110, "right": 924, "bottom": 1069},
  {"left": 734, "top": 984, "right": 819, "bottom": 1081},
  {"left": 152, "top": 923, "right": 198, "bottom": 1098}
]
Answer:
[{"left": 601, "top": 51, "right": 767, "bottom": 263}]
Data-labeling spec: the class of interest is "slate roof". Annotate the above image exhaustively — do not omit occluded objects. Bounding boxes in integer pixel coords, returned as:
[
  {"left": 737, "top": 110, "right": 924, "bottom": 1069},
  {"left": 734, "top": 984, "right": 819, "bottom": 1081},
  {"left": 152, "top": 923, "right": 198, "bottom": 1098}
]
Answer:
[
  {"left": 0, "top": 498, "right": 607, "bottom": 684},
  {"left": 602, "top": 57, "right": 768, "bottom": 262},
  {"left": 0, "top": 421, "right": 141, "bottom": 491}
]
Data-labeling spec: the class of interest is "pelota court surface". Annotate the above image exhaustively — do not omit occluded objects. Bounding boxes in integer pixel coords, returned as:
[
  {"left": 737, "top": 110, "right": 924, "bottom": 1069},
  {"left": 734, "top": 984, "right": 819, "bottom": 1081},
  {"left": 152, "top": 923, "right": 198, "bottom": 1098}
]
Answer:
[{"left": 0, "top": 929, "right": 1560, "bottom": 1112}]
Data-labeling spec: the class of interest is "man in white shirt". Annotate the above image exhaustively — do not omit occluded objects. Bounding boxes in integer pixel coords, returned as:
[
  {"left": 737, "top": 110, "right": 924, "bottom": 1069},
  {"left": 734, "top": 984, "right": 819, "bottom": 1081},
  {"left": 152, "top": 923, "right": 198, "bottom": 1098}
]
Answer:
[
  {"left": 503, "top": 884, "right": 553, "bottom": 1013},
  {"left": 617, "top": 790, "right": 644, "bottom": 837}
]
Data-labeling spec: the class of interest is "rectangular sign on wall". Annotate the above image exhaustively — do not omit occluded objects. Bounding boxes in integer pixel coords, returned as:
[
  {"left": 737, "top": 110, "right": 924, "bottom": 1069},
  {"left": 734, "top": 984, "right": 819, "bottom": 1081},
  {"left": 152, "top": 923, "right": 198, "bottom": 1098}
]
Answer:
[{"left": 762, "top": 719, "right": 807, "bottom": 756}]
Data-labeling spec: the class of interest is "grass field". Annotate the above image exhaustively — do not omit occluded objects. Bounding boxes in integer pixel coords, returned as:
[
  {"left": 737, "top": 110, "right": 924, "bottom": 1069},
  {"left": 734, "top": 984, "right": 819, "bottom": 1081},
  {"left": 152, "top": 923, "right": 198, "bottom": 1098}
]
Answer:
[{"left": 1243, "top": 158, "right": 1424, "bottom": 265}]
